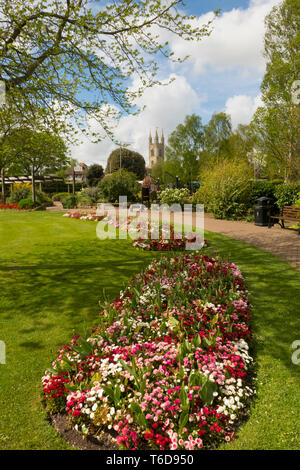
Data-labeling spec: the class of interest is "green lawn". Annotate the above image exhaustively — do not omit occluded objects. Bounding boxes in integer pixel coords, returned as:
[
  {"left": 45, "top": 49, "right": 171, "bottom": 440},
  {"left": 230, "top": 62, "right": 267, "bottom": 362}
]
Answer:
[{"left": 0, "top": 211, "right": 299, "bottom": 450}]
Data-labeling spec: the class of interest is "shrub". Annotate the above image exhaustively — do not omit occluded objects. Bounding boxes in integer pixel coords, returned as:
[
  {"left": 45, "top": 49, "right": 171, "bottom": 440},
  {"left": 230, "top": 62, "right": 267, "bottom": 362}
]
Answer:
[
  {"left": 9, "top": 183, "right": 31, "bottom": 203},
  {"left": 99, "top": 170, "right": 140, "bottom": 203},
  {"left": 52, "top": 192, "right": 70, "bottom": 201},
  {"left": 194, "top": 160, "right": 252, "bottom": 220},
  {"left": 77, "top": 187, "right": 99, "bottom": 205},
  {"left": 249, "top": 181, "right": 279, "bottom": 205},
  {"left": 294, "top": 192, "right": 300, "bottom": 207},
  {"left": 273, "top": 183, "right": 300, "bottom": 212},
  {"left": 157, "top": 188, "right": 190, "bottom": 207},
  {"left": 76, "top": 191, "right": 93, "bottom": 208},
  {"left": 17, "top": 198, "right": 38, "bottom": 209},
  {"left": 61, "top": 195, "right": 77, "bottom": 209},
  {"left": 35, "top": 190, "right": 52, "bottom": 204}
]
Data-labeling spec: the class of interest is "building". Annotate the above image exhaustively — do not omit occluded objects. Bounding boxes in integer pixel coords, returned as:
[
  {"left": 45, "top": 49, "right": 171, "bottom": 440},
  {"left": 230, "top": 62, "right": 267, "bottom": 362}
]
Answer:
[
  {"left": 65, "top": 162, "right": 88, "bottom": 184},
  {"left": 148, "top": 129, "right": 165, "bottom": 169}
]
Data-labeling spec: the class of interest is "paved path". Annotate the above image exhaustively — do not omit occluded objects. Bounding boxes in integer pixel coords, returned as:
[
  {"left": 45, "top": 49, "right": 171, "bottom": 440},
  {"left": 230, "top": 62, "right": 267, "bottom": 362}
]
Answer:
[{"left": 204, "top": 213, "right": 300, "bottom": 270}]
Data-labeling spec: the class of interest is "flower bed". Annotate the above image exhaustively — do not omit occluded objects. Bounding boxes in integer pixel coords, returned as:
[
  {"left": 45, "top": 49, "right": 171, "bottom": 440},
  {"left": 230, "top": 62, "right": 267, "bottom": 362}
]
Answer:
[
  {"left": 42, "top": 253, "right": 255, "bottom": 450},
  {"left": 63, "top": 212, "right": 104, "bottom": 221},
  {"left": 132, "top": 225, "right": 208, "bottom": 251},
  {"left": 63, "top": 213, "right": 208, "bottom": 252},
  {"left": 0, "top": 203, "right": 26, "bottom": 210}
]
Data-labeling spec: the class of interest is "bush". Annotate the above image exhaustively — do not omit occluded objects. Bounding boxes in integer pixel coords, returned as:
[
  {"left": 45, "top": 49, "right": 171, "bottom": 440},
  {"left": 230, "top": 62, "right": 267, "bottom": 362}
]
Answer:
[
  {"left": 52, "top": 192, "right": 70, "bottom": 201},
  {"left": 99, "top": 170, "right": 140, "bottom": 203},
  {"left": 294, "top": 192, "right": 300, "bottom": 207},
  {"left": 9, "top": 183, "right": 31, "bottom": 203},
  {"left": 273, "top": 183, "right": 300, "bottom": 212},
  {"left": 61, "top": 195, "right": 77, "bottom": 209},
  {"left": 35, "top": 190, "right": 52, "bottom": 204},
  {"left": 194, "top": 160, "right": 252, "bottom": 220},
  {"left": 78, "top": 187, "right": 99, "bottom": 204},
  {"left": 248, "top": 181, "right": 279, "bottom": 206},
  {"left": 17, "top": 198, "right": 38, "bottom": 209},
  {"left": 157, "top": 188, "right": 190, "bottom": 206},
  {"left": 76, "top": 190, "right": 93, "bottom": 208}
]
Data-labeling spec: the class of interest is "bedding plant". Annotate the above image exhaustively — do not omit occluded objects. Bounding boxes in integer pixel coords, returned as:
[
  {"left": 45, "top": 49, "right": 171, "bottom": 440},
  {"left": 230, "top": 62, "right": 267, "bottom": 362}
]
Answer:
[
  {"left": 42, "top": 252, "right": 255, "bottom": 450},
  {"left": 63, "top": 213, "right": 208, "bottom": 251}
]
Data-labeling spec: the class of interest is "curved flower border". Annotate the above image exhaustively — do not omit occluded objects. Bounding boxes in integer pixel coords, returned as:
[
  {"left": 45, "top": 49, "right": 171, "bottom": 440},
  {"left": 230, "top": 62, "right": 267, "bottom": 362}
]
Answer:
[{"left": 42, "top": 253, "right": 255, "bottom": 450}]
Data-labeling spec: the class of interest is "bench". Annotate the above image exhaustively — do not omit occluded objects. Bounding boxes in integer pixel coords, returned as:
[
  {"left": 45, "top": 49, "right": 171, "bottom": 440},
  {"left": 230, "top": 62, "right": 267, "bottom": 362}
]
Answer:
[{"left": 269, "top": 206, "right": 300, "bottom": 234}]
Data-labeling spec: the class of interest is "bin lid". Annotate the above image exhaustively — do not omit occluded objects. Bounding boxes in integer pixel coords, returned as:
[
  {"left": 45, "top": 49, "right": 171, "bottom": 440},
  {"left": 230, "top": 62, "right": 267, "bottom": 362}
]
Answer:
[{"left": 255, "top": 196, "right": 270, "bottom": 204}]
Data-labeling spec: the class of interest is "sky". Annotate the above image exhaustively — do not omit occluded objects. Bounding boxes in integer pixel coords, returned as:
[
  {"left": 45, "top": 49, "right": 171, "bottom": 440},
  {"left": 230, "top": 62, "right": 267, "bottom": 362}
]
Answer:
[{"left": 71, "top": 0, "right": 282, "bottom": 169}]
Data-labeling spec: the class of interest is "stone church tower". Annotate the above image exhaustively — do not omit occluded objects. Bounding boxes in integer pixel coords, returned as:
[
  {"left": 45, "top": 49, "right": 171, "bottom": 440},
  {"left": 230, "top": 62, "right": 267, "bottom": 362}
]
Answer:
[{"left": 148, "top": 129, "right": 165, "bottom": 168}]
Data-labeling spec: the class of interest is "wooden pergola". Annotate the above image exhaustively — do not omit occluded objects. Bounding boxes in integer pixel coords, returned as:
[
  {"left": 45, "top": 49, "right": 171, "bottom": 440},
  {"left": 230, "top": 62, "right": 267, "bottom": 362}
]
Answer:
[{"left": 3, "top": 175, "right": 64, "bottom": 191}]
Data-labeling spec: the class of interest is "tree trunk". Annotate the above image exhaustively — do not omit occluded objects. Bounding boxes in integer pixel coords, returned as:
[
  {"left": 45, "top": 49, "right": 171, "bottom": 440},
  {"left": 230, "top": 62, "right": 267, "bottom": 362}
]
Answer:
[
  {"left": 31, "top": 166, "right": 36, "bottom": 203},
  {"left": 72, "top": 168, "right": 75, "bottom": 194},
  {"left": 1, "top": 167, "right": 5, "bottom": 204}
]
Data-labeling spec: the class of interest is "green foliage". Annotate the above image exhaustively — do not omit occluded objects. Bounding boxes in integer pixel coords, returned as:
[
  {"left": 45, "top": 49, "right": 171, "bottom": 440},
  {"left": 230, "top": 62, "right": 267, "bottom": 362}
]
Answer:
[
  {"left": 99, "top": 169, "right": 140, "bottom": 203},
  {"left": 9, "top": 185, "right": 31, "bottom": 203},
  {"left": 251, "top": 0, "right": 300, "bottom": 181},
  {"left": 76, "top": 189, "right": 94, "bottom": 208},
  {"left": 61, "top": 195, "right": 77, "bottom": 209},
  {"left": 273, "top": 183, "right": 300, "bottom": 211},
  {"left": 106, "top": 148, "right": 146, "bottom": 180},
  {"left": 203, "top": 112, "right": 232, "bottom": 162},
  {"left": 0, "top": 1, "right": 213, "bottom": 143},
  {"left": 10, "top": 185, "right": 51, "bottom": 204},
  {"left": 17, "top": 198, "right": 38, "bottom": 209},
  {"left": 86, "top": 164, "right": 104, "bottom": 187},
  {"left": 80, "top": 187, "right": 99, "bottom": 202},
  {"left": 35, "top": 190, "right": 52, "bottom": 204},
  {"left": 294, "top": 192, "right": 300, "bottom": 207},
  {"left": 52, "top": 192, "right": 70, "bottom": 202},
  {"left": 249, "top": 181, "right": 280, "bottom": 205},
  {"left": 194, "top": 160, "right": 252, "bottom": 220},
  {"left": 165, "top": 114, "right": 205, "bottom": 183},
  {"left": 158, "top": 188, "right": 190, "bottom": 206}
]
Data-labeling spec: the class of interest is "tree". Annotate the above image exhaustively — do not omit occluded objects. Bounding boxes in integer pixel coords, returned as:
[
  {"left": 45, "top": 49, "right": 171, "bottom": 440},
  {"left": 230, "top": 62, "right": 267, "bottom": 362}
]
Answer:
[
  {"left": 106, "top": 148, "right": 146, "bottom": 179},
  {"left": 252, "top": 0, "right": 300, "bottom": 181},
  {"left": 6, "top": 129, "right": 68, "bottom": 202},
  {"left": 0, "top": 99, "right": 37, "bottom": 203},
  {"left": 86, "top": 164, "right": 104, "bottom": 187},
  {"left": 165, "top": 114, "right": 205, "bottom": 184},
  {"left": 0, "top": 0, "right": 215, "bottom": 142},
  {"left": 203, "top": 112, "right": 232, "bottom": 163},
  {"left": 99, "top": 169, "right": 140, "bottom": 203},
  {"left": 228, "top": 124, "right": 254, "bottom": 160}
]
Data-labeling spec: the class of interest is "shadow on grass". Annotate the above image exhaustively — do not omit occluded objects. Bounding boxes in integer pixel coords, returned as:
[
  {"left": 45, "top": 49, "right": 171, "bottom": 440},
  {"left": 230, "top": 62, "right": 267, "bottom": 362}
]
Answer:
[{"left": 205, "top": 230, "right": 300, "bottom": 374}]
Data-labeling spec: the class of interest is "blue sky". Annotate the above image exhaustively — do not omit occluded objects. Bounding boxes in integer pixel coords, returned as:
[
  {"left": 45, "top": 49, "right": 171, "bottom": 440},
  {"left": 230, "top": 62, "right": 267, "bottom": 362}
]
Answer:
[
  {"left": 73, "top": 0, "right": 281, "bottom": 167},
  {"left": 184, "top": 0, "right": 249, "bottom": 15}
]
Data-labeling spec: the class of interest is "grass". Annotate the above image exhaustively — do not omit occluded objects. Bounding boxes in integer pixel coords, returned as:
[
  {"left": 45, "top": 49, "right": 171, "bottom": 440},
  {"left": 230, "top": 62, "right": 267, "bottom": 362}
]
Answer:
[
  {"left": 0, "top": 211, "right": 299, "bottom": 450},
  {"left": 0, "top": 211, "right": 163, "bottom": 450}
]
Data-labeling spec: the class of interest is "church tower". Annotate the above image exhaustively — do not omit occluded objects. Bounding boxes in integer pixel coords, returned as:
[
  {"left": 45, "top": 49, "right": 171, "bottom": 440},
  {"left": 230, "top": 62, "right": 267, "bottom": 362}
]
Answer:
[{"left": 149, "top": 129, "right": 165, "bottom": 168}]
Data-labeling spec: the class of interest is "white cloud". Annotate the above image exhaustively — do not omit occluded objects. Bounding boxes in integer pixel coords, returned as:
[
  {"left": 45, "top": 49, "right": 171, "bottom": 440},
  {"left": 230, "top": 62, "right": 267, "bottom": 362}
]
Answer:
[
  {"left": 169, "top": 0, "right": 281, "bottom": 75},
  {"left": 225, "top": 94, "right": 263, "bottom": 128},
  {"left": 71, "top": 0, "right": 282, "bottom": 166},
  {"left": 71, "top": 74, "right": 200, "bottom": 167}
]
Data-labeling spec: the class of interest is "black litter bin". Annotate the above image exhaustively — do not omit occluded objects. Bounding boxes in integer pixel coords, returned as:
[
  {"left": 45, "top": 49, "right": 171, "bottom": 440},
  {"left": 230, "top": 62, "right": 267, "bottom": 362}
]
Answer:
[{"left": 254, "top": 197, "right": 272, "bottom": 226}]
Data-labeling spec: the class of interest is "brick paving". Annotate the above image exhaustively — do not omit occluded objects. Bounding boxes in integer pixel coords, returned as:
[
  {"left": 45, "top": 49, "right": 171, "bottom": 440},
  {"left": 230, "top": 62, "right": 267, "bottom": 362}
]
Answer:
[{"left": 203, "top": 213, "right": 300, "bottom": 270}]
